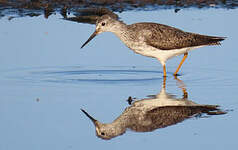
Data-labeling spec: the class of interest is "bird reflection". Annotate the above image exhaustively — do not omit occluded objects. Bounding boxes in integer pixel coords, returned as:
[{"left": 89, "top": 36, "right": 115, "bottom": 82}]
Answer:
[
  {"left": 81, "top": 77, "right": 226, "bottom": 140},
  {"left": 64, "top": 8, "right": 118, "bottom": 24}
]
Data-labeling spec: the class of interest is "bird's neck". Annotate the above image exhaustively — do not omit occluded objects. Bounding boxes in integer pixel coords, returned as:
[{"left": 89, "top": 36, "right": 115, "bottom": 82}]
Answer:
[
  {"left": 110, "top": 21, "right": 128, "bottom": 35},
  {"left": 110, "top": 22, "right": 135, "bottom": 48},
  {"left": 105, "top": 110, "right": 132, "bottom": 136}
]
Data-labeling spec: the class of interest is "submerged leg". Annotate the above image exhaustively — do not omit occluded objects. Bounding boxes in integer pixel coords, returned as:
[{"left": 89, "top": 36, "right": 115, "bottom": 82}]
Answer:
[
  {"left": 163, "top": 64, "right": 167, "bottom": 77},
  {"left": 174, "top": 52, "right": 188, "bottom": 76}
]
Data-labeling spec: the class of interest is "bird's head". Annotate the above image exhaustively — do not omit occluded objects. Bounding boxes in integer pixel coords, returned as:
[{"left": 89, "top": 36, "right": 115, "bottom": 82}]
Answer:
[
  {"left": 81, "top": 109, "right": 120, "bottom": 140},
  {"left": 81, "top": 15, "right": 120, "bottom": 48}
]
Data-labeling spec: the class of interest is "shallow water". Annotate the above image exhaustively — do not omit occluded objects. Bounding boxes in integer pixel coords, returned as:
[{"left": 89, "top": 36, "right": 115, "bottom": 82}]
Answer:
[{"left": 0, "top": 8, "right": 238, "bottom": 150}]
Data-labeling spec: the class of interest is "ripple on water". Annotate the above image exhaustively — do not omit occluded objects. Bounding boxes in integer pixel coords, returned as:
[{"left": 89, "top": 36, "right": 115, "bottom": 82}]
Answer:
[
  {"left": 2, "top": 66, "right": 235, "bottom": 87},
  {"left": 2, "top": 66, "right": 165, "bottom": 85},
  {"left": 182, "top": 67, "right": 238, "bottom": 88}
]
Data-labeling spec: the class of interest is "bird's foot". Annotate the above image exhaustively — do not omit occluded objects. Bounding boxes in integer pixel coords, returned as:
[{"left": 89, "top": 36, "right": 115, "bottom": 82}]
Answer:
[{"left": 173, "top": 73, "right": 181, "bottom": 77}]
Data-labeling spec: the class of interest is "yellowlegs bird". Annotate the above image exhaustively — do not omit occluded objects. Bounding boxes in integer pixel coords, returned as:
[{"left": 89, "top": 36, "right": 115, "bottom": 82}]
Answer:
[
  {"left": 81, "top": 77, "right": 226, "bottom": 140},
  {"left": 81, "top": 15, "right": 225, "bottom": 77}
]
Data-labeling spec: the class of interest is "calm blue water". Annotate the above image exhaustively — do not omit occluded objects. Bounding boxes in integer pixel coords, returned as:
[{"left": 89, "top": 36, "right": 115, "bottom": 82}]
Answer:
[{"left": 0, "top": 8, "right": 238, "bottom": 150}]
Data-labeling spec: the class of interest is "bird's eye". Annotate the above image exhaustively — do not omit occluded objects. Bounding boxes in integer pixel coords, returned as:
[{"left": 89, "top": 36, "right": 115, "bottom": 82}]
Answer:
[
  {"left": 101, "top": 22, "right": 105, "bottom": 26},
  {"left": 101, "top": 132, "right": 105, "bottom": 136}
]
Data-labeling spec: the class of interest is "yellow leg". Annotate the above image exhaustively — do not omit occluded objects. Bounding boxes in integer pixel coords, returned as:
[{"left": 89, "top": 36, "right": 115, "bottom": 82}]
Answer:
[
  {"left": 174, "top": 52, "right": 188, "bottom": 76},
  {"left": 163, "top": 65, "right": 167, "bottom": 77}
]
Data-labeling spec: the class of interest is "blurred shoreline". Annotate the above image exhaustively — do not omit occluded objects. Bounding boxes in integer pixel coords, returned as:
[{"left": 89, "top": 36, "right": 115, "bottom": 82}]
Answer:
[{"left": 0, "top": 0, "right": 237, "bottom": 19}]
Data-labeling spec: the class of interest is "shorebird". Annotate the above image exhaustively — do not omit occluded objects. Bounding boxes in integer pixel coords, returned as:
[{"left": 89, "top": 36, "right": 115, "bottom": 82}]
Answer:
[
  {"left": 81, "top": 15, "right": 225, "bottom": 77},
  {"left": 81, "top": 77, "right": 226, "bottom": 140}
]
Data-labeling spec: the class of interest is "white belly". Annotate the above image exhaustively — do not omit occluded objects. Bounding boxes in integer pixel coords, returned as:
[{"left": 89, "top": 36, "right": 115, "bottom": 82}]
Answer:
[{"left": 132, "top": 45, "right": 203, "bottom": 65}]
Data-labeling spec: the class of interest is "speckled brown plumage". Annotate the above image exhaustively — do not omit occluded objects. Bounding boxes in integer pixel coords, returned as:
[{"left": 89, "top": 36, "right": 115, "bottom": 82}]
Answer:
[
  {"left": 129, "top": 23, "right": 225, "bottom": 50},
  {"left": 130, "top": 105, "right": 220, "bottom": 132},
  {"left": 81, "top": 14, "right": 226, "bottom": 76},
  {"left": 81, "top": 78, "right": 226, "bottom": 140}
]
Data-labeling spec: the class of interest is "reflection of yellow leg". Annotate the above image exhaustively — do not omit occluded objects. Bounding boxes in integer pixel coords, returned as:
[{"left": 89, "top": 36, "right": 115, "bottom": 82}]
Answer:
[
  {"left": 163, "top": 65, "right": 167, "bottom": 77},
  {"left": 182, "top": 88, "right": 188, "bottom": 99},
  {"left": 174, "top": 76, "right": 188, "bottom": 99},
  {"left": 163, "top": 76, "right": 166, "bottom": 89},
  {"left": 174, "top": 52, "right": 188, "bottom": 76}
]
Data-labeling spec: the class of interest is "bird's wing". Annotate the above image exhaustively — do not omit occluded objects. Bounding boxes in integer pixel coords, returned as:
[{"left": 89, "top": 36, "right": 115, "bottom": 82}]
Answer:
[
  {"left": 128, "top": 105, "right": 225, "bottom": 132},
  {"left": 144, "top": 105, "right": 222, "bottom": 129},
  {"left": 130, "top": 23, "right": 225, "bottom": 50}
]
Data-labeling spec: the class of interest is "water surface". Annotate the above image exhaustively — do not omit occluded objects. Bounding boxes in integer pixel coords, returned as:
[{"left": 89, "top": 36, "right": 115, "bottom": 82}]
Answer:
[{"left": 0, "top": 7, "right": 238, "bottom": 150}]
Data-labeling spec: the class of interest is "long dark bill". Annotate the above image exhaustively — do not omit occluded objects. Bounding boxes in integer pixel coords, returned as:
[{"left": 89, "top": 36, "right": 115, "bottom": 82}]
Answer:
[
  {"left": 81, "top": 109, "right": 97, "bottom": 124},
  {"left": 81, "top": 31, "right": 98, "bottom": 48}
]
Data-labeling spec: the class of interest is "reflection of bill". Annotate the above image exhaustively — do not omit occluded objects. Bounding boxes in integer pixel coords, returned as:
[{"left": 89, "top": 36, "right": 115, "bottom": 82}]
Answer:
[{"left": 81, "top": 77, "right": 226, "bottom": 140}]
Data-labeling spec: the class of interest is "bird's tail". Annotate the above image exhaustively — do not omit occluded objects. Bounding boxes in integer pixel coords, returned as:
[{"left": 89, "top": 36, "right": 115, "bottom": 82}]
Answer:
[
  {"left": 196, "top": 105, "right": 227, "bottom": 115},
  {"left": 201, "top": 35, "right": 226, "bottom": 46},
  {"left": 207, "top": 36, "right": 226, "bottom": 45}
]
